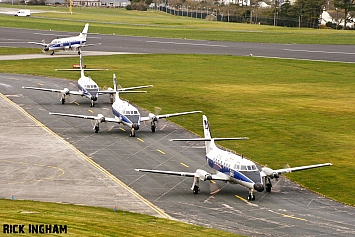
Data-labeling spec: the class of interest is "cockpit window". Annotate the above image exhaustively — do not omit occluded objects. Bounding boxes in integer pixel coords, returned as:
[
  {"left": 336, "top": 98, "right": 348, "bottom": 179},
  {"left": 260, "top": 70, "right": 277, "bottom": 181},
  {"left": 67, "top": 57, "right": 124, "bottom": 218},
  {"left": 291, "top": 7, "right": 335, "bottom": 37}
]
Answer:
[
  {"left": 241, "top": 165, "right": 247, "bottom": 171},
  {"left": 134, "top": 111, "right": 138, "bottom": 114},
  {"left": 252, "top": 165, "right": 257, "bottom": 170}
]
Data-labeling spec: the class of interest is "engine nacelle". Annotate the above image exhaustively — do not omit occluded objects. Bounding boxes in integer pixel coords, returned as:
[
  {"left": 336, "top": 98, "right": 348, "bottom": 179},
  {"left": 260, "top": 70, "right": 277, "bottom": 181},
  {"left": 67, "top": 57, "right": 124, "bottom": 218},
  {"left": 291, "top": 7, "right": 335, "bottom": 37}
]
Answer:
[
  {"left": 97, "top": 114, "right": 105, "bottom": 123},
  {"left": 63, "top": 88, "right": 70, "bottom": 95},
  {"left": 196, "top": 169, "right": 212, "bottom": 181},
  {"left": 261, "top": 167, "right": 279, "bottom": 179},
  {"left": 148, "top": 113, "right": 157, "bottom": 122}
]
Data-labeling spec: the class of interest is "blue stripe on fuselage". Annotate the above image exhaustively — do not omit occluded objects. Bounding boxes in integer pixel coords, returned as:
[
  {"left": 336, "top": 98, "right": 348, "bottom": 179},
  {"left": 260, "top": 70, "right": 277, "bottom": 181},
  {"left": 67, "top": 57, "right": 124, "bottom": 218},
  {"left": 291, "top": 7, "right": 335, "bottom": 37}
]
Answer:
[
  {"left": 112, "top": 107, "right": 132, "bottom": 125},
  {"left": 49, "top": 40, "right": 86, "bottom": 50},
  {"left": 78, "top": 83, "right": 95, "bottom": 98},
  {"left": 207, "top": 156, "right": 254, "bottom": 184}
]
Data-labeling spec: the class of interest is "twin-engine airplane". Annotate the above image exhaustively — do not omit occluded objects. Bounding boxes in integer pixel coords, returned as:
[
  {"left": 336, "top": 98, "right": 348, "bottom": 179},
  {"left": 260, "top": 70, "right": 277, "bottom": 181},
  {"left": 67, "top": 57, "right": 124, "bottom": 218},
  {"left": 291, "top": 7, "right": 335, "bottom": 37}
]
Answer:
[
  {"left": 28, "top": 23, "right": 100, "bottom": 55},
  {"left": 136, "top": 115, "right": 332, "bottom": 201},
  {"left": 49, "top": 74, "right": 202, "bottom": 137},
  {"left": 22, "top": 50, "right": 109, "bottom": 107}
]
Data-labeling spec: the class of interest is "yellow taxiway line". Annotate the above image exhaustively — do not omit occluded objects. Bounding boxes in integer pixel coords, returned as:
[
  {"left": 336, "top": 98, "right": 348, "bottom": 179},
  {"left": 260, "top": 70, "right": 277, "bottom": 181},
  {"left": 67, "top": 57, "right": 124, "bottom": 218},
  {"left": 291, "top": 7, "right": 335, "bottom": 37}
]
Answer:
[{"left": 0, "top": 92, "right": 172, "bottom": 220}]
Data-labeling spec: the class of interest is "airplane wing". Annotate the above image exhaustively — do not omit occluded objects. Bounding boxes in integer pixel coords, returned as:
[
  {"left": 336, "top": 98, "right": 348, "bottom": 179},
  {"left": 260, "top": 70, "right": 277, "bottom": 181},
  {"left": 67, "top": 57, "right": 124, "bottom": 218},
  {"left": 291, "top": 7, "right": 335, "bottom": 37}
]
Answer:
[
  {"left": 272, "top": 163, "right": 332, "bottom": 175},
  {"left": 156, "top": 110, "right": 202, "bottom": 119},
  {"left": 98, "top": 90, "right": 147, "bottom": 94},
  {"left": 261, "top": 163, "right": 332, "bottom": 179},
  {"left": 28, "top": 42, "right": 47, "bottom": 46},
  {"left": 73, "top": 43, "right": 102, "bottom": 48},
  {"left": 135, "top": 169, "right": 196, "bottom": 177},
  {"left": 141, "top": 110, "right": 202, "bottom": 121},
  {"left": 49, "top": 112, "right": 119, "bottom": 123},
  {"left": 135, "top": 169, "right": 231, "bottom": 181},
  {"left": 22, "top": 86, "right": 83, "bottom": 96},
  {"left": 170, "top": 137, "right": 249, "bottom": 142}
]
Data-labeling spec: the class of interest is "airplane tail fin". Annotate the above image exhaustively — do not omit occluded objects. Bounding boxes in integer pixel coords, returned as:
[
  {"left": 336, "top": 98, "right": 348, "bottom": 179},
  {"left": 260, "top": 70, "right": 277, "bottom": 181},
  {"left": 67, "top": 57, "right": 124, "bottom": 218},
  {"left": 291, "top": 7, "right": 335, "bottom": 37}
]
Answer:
[
  {"left": 113, "top": 74, "right": 120, "bottom": 101},
  {"left": 79, "top": 51, "right": 85, "bottom": 78},
  {"left": 79, "top": 23, "right": 89, "bottom": 40},
  {"left": 202, "top": 115, "right": 214, "bottom": 152}
]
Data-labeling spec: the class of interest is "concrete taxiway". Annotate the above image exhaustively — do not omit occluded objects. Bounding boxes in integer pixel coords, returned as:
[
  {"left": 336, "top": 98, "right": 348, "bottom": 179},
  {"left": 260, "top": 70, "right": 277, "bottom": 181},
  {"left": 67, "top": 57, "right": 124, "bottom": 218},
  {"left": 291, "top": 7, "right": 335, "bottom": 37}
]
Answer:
[
  {"left": 1, "top": 73, "right": 354, "bottom": 236},
  {"left": 0, "top": 77, "right": 168, "bottom": 218}
]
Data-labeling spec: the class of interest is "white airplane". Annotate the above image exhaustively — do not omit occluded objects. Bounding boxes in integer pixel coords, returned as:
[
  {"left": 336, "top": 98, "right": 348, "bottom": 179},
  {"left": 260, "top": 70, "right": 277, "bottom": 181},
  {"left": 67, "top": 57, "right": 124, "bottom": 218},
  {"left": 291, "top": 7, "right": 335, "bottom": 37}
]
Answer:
[
  {"left": 22, "top": 50, "right": 111, "bottom": 107},
  {"left": 28, "top": 23, "right": 99, "bottom": 55},
  {"left": 49, "top": 74, "right": 202, "bottom": 137},
  {"left": 136, "top": 115, "right": 332, "bottom": 201}
]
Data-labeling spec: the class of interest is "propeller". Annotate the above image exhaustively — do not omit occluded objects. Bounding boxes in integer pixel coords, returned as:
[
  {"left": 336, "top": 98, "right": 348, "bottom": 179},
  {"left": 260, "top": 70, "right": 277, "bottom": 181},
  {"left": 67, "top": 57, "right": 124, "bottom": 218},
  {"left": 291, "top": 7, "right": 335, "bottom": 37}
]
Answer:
[
  {"left": 209, "top": 180, "right": 221, "bottom": 195},
  {"left": 90, "top": 107, "right": 114, "bottom": 132},
  {"left": 56, "top": 82, "right": 77, "bottom": 104}
]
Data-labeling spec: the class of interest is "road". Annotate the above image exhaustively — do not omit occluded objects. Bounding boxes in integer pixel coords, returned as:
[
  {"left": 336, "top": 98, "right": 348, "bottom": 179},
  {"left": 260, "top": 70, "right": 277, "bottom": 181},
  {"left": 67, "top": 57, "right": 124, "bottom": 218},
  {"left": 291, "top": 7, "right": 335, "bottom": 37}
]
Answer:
[{"left": 1, "top": 26, "right": 355, "bottom": 63}]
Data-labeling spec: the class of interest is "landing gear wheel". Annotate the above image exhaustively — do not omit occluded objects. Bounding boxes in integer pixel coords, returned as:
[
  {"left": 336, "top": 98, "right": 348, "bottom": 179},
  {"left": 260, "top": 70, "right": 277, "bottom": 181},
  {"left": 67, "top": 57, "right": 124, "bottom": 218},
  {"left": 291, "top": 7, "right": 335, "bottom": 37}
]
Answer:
[
  {"left": 193, "top": 185, "right": 200, "bottom": 194},
  {"left": 61, "top": 98, "right": 65, "bottom": 104},
  {"left": 129, "top": 130, "right": 135, "bottom": 137},
  {"left": 151, "top": 125, "right": 156, "bottom": 133},
  {"left": 266, "top": 183, "right": 272, "bottom": 192},
  {"left": 50, "top": 51, "right": 54, "bottom": 55},
  {"left": 94, "top": 126, "right": 99, "bottom": 133},
  {"left": 247, "top": 194, "right": 255, "bottom": 201}
]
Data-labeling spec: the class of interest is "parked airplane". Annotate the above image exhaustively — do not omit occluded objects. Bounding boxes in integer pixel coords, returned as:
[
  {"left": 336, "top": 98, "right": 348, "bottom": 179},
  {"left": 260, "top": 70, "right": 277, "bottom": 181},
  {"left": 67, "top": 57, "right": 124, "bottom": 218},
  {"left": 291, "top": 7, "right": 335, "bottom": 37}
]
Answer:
[
  {"left": 22, "top": 50, "right": 112, "bottom": 107},
  {"left": 136, "top": 115, "right": 332, "bottom": 201},
  {"left": 28, "top": 23, "right": 99, "bottom": 55},
  {"left": 49, "top": 74, "right": 202, "bottom": 137}
]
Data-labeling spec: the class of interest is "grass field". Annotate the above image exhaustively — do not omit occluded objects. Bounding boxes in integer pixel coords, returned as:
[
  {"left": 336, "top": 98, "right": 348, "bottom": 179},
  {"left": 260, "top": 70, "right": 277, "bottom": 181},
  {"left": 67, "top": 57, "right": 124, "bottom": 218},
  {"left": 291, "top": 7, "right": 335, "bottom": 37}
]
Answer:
[
  {"left": 1, "top": 5, "right": 355, "bottom": 44},
  {"left": 0, "top": 199, "right": 241, "bottom": 236}
]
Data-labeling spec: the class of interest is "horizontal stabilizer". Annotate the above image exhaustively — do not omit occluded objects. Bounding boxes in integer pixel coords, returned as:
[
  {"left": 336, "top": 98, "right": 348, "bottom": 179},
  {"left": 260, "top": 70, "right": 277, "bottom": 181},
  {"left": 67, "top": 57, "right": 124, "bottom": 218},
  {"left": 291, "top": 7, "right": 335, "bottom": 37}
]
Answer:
[
  {"left": 55, "top": 68, "right": 108, "bottom": 71},
  {"left": 98, "top": 90, "right": 147, "bottom": 94}
]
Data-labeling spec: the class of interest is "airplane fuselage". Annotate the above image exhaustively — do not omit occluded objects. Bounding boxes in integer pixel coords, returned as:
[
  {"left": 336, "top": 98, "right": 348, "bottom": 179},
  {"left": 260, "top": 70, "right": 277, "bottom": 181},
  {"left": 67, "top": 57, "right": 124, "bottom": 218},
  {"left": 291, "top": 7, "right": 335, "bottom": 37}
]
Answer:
[
  {"left": 111, "top": 97, "right": 140, "bottom": 130},
  {"left": 46, "top": 36, "right": 86, "bottom": 51},
  {"left": 77, "top": 76, "right": 99, "bottom": 101},
  {"left": 206, "top": 147, "right": 264, "bottom": 192}
]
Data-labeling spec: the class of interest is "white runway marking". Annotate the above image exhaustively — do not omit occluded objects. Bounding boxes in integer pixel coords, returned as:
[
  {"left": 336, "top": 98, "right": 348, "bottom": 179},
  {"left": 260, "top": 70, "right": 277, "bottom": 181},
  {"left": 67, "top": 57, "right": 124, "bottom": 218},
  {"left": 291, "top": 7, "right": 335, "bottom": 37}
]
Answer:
[
  {"left": 284, "top": 48, "right": 355, "bottom": 55},
  {"left": 147, "top": 40, "right": 228, "bottom": 48}
]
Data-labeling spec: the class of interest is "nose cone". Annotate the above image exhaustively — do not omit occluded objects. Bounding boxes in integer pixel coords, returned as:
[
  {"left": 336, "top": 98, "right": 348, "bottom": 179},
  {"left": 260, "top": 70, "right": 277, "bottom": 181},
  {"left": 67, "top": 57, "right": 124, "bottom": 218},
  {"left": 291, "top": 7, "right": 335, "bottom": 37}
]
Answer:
[{"left": 254, "top": 182, "right": 264, "bottom": 192}]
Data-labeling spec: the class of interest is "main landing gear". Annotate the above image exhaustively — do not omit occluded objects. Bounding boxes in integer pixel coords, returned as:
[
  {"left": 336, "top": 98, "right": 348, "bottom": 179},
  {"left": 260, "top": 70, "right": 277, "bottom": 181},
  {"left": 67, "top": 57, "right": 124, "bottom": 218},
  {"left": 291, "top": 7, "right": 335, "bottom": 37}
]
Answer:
[
  {"left": 265, "top": 177, "right": 272, "bottom": 193},
  {"left": 192, "top": 177, "right": 200, "bottom": 194},
  {"left": 151, "top": 120, "right": 156, "bottom": 133},
  {"left": 60, "top": 95, "right": 66, "bottom": 104}
]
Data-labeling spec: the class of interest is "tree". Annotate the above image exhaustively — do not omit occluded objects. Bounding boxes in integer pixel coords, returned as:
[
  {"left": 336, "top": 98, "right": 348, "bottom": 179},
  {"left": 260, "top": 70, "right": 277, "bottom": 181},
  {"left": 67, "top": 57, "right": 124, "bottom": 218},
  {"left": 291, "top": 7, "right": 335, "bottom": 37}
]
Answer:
[{"left": 334, "top": 0, "right": 355, "bottom": 29}]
